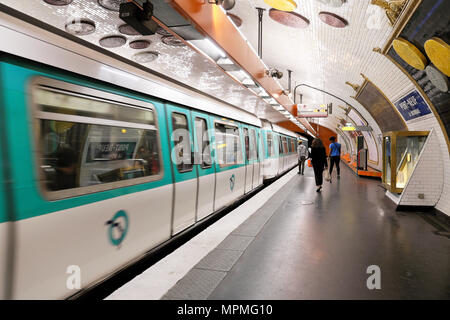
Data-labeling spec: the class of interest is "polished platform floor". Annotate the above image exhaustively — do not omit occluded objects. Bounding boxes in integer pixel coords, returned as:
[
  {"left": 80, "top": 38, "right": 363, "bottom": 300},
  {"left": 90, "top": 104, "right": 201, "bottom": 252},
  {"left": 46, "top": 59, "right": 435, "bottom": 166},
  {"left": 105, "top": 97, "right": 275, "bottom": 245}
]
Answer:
[{"left": 162, "top": 165, "right": 450, "bottom": 300}]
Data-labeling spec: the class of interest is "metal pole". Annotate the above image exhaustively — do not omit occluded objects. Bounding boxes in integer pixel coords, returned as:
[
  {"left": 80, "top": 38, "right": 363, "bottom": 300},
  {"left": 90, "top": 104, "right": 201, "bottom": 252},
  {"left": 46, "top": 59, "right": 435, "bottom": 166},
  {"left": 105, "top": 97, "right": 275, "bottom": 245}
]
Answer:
[
  {"left": 293, "top": 83, "right": 353, "bottom": 107},
  {"left": 256, "top": 8, "right": 265, "bottom": 59}
]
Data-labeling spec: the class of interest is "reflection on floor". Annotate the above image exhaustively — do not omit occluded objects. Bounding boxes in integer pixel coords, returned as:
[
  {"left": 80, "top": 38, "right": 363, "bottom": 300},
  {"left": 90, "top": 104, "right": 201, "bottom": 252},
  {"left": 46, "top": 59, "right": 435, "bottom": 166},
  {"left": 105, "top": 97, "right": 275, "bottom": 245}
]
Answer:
[{"left": 164, "top": 165, "right": 450, "bottom": 300}]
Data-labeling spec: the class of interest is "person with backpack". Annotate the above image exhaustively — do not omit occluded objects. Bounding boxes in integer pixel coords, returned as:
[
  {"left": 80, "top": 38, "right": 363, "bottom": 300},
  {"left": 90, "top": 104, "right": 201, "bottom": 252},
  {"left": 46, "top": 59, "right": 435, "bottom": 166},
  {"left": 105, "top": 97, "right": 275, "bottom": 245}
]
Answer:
[
  {"left": 329, "top": 136, "right": 341, "bottom": 180},
  {"left": 297, "top": 141, "right": 308, "bottom": 175}
]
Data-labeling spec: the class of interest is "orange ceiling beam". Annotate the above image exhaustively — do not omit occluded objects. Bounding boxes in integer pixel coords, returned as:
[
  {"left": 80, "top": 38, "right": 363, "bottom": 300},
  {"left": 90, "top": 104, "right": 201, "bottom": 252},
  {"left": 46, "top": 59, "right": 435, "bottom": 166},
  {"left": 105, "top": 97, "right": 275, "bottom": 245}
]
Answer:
[
  {"left": 276, "top": 120, "right": 306, "bottom": 134},
  {"left": 167, "top": 0, "right": 315, "bottom": 134}
]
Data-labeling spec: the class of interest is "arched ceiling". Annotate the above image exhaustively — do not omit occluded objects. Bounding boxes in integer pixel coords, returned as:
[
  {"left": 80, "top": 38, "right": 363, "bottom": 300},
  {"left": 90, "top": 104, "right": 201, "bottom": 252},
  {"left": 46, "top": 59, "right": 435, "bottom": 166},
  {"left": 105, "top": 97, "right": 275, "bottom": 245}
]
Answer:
[{"left": 228, "top": 0, "right": 409, "bottom": 134}]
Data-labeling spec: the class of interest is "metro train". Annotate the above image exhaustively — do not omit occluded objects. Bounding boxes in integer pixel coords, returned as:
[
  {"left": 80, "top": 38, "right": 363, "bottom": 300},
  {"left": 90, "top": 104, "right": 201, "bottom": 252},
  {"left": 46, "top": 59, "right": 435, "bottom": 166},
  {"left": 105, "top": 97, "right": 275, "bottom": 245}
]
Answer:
[{"left": 0, "top": 16, "right": 299, "bottom": 299}]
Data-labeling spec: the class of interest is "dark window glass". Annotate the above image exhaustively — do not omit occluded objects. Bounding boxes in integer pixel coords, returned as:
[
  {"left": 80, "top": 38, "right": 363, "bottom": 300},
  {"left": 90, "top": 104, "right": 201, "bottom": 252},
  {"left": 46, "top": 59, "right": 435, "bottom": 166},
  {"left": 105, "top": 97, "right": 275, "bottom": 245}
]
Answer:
[
  {"left": 172, "top": 113, "right": 193, "bottom": 172},
  {"left": 35, "top": 87, "right": 155, "bottom": 125},
  {"left": 267, "top": 132, "right": 273, "bottom": 157},
  {"left": 244, "top": 128, "right": 250, "bottom": 161},
  {"left": 39, "top": 120, "right": 160, "bottom": 191},
  {"left": 215, "top": 123, "right": 243, "bottom": 167},
  {"left": 250, "top": 129, "right": 257, "bottom": 160},
  {"left": 195, "top": 117, "right": 212, "bottom": 168}
]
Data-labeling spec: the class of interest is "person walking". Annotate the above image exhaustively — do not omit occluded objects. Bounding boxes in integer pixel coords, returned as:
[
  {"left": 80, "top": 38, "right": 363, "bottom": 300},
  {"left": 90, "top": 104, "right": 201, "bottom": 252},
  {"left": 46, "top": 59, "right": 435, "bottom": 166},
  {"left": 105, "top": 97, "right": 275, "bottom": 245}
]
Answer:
[
  {"left": 310, "top": 138, "right": 327, "bottom": 192},
  {"left": 329, "top": 136, "right": 341, "bottom": 180},
  {"left": 297, "top": 142, "right": 308, "bottom": 175}
]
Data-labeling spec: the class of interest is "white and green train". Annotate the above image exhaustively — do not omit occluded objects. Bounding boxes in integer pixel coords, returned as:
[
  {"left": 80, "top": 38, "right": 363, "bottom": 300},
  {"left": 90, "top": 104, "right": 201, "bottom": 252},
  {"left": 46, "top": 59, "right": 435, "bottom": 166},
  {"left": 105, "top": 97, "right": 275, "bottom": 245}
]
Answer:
[{"left": 0, "top": 11, "right": 299, "bottom": 299}]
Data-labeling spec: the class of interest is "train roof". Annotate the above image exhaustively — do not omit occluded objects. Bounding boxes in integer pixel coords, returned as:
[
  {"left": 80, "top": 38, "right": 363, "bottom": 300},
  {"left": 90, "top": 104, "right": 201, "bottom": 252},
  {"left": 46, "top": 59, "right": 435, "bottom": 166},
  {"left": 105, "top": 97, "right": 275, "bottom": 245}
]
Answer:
[{"left": 0, "top": 14, "right": 262, "bottom": 127}]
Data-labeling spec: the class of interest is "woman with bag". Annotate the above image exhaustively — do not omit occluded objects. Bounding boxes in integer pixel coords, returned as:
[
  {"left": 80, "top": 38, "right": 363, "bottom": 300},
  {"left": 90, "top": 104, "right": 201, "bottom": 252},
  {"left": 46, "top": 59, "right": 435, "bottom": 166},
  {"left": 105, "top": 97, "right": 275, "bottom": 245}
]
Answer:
[{"left": 310, "top": 138, "right": 328, "bottom": 192}]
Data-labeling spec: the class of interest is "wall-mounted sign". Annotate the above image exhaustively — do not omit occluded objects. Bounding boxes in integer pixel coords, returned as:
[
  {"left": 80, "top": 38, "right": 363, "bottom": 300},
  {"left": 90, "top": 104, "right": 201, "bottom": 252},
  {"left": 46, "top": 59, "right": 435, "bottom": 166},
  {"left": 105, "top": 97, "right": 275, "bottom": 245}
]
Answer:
[
  {"left": 394, "top": 90, "right": 431, "bottom": 121},
  {"left": 347, "top": 108, "right": 377, "bottom": 164},
  {"left": 296, "top": 104, "right": 328, "bottom": 118}
]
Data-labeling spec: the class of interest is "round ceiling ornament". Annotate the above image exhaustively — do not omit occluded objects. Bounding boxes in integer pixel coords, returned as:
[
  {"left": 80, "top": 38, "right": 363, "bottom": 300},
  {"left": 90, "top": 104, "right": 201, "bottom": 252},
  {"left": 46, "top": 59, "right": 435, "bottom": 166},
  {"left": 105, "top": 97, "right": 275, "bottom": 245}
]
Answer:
[
  {"left": 132, "top": 51, "right": 159, "bottom": 63},
  {"left": 425, "top": 65, "right": 449, "bottom": 92},
  {"left": 392, "top": 38, "right": 427, "bottom": 70},
  {"left": 98, "top": 0, "right": 126, "bottom": 11},
  {"left": 99, "top": 35, "right": 127, "bottom": 48},
  {"left": 264, "top": 0, "right": 297, "bottom": 12},
  {"left": 315, "top": 0, "right": 345, "bottom": 7},
  {"left": 318, "top": 12, "right": 348, "bottom": 28},
  {"left": 118, "top": 24, "right": 140, "bottom": 36},
  {"left": 227, "top": 13, "right": 243, "bottom": 27},
  {"left": 156, "top": 27, "right": 172, "bottom": 37},
  {"left": 129, "top": 40, "right": 151, "bottom": 50},
  {"left": 65, "top": 18, "right": 96, "bottom": 36},
  {"left": 268, "top": 8, "right": 309, "bottom": 28},
  {"left": 43, "top": 0, "right": 73, "bottom": 5},
  {"left": 424, "top": 37, "right": 450, "bottom": 77},
  {"left": 161, "top": 35, "right": 186, "bottom": 47}
]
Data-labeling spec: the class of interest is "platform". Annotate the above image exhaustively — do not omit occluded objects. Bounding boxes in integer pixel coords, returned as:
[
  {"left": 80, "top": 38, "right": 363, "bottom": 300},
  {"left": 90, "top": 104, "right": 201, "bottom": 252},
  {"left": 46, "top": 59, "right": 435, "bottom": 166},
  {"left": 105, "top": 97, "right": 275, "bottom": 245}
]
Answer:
[
  {"left": 107, "top": 165, "right": 450, "bottom": 300},
  {"left": 341, "top": 155, "right": 382, "bottom": 179}
]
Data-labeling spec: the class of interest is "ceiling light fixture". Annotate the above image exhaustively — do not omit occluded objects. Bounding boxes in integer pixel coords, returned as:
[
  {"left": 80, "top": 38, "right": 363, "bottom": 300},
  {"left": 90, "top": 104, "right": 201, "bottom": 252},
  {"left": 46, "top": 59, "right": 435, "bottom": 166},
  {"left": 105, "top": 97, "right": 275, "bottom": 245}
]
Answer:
[
  {"left": 65, "top": 18, "right": 96, "bottom": 36},
  {"left": 98, "top": 0, "right": 125, "bottom": 12},
  {"left": 208, "top": 0, "right": 236, "bottom": 10},
  {"left": 44, "top": 0, "right": 73, "bottom": 5},
  {"left": 99, "top": 35, "right": 127, "bottom": 48},
  {"left": 119, "top": 24, "right": 140, "bottom": 36},
  {"left": 268, "top": 8, "right": 310, "bottom": 28},
  {"left": 264, "top": 0, "right": 297, "bottom": 12},
  {"left": 132, "top": 51, "right": 159, "bottom": 63},
  {"left": 129, "top": 39, "right": 151, "bottom": 49},
  {"left": 188, "top": 38, "right": 226, "bottom": 61}
]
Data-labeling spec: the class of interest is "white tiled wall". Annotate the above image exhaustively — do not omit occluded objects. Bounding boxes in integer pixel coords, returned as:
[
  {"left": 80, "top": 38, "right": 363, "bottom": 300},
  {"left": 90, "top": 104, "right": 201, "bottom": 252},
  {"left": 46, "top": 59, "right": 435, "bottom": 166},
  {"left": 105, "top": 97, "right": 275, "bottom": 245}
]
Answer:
[
  {"left": 398, "top": 130, "right": 444, "bottom": 206},
  {"left": 401, "top": 113, "right": 450, "bottom": 216}
]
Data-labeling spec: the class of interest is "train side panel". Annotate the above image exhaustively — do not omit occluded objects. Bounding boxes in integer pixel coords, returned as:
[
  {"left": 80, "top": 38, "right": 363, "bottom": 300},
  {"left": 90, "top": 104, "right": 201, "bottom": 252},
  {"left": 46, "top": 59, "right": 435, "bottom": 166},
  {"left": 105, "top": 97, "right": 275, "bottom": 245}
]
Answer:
[
  {"left": 213, "top": 118, "right": 246, "bottom": 210},
  {"left": 0, "top": 63, "right": 11, "bottom": 299},
  {"left": 1, "top": 61, "right": 174, "bottom": 299}
]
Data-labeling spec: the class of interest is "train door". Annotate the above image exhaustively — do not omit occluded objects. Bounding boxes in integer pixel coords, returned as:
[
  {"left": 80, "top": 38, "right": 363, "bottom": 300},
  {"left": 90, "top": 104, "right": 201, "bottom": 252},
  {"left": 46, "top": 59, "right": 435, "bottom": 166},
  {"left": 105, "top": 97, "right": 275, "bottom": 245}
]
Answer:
[
  {"left": 213, "top": 119, "right": 245, "bottom": 210},
  {"left": 167, "top": 105, "right": 198, "bottom": 235},
  {"left": 243, "top": 126, "right": 253, "bottom": 193},
  {"left": 258, "top": 130, "right": 264, "bottom": 184},
  {"left": 191, "top": 111, "right": 215, "bottom": 221},
  {"left": 277, "top": 134, "right": 283, "bottom": 175},
  {"left": 250, "top": 128, "right": 259, "bottom": 189},
  {"left": 0, "top": 90, "right": 10, "bottom": 299}
]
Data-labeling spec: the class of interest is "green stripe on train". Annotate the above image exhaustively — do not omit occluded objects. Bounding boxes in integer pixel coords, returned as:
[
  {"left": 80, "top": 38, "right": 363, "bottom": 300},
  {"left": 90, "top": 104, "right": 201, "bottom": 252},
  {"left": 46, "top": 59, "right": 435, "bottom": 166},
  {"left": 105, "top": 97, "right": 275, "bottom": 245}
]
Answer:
[{"left": 0, "top": 61, "right": 174, "bottom": 222}]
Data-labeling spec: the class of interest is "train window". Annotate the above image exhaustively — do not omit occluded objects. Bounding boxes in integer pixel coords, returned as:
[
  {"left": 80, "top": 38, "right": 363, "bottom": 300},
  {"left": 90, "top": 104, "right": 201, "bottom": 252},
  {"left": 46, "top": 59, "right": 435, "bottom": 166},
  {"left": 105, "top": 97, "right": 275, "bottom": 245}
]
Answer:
[
  {"left": 288, "top": 138, "right": 293, "bottom": 153},
  {"left": 33, "top": 84, "right": 161, "bottom": 199},
  {"left": 250, "top": 129, "right": 257, "bottom": 160},
  {"left": 244, "top": 128, "right": 250, "bottom": 161},
  {"left": 215, "top": 122, "right": 243, "bottom": 167},
  {"left": 283, "top": 137, "right": 288, "bottom": 154},
  {"left": 267, "top": 132, "right": 273, "bottom": 157},
  {"left": 35, "top": 87, "right": 154, "bottom": 125},
  {"left": 278, "top": 136, "right": 283, "bottom": 155},
  {"left": 195, "top": 117, "right": 212, "bottom": 169},
  {"left": 172, "top": 113, "right": 193, "bottom": 173}
]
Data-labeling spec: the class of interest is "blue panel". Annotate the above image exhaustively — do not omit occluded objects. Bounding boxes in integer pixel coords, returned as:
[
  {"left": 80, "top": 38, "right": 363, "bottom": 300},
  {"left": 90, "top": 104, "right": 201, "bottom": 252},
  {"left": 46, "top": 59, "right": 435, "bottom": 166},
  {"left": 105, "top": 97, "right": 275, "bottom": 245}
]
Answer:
[{"left": 394, "top": 90, "right": 432, "bottom": 121}]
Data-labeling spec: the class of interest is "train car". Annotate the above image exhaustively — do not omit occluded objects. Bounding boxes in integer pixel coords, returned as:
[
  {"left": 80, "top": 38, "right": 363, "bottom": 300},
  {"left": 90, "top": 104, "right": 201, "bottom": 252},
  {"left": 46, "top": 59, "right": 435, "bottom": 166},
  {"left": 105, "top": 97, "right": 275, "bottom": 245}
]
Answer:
[
  {"left": 261, "top": 122, "right": 299, "bottom": 180},
  {"left": 0, "top": 13, "right": 298, "bottom": 299}
]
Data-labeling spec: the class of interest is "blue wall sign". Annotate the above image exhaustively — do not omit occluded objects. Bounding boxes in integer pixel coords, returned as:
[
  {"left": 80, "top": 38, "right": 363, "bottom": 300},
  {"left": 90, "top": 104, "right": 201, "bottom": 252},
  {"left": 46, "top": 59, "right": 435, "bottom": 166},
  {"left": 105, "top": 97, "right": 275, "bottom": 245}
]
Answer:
[{"left": 394, "top": 90, "right": 431, "bottom": 121}]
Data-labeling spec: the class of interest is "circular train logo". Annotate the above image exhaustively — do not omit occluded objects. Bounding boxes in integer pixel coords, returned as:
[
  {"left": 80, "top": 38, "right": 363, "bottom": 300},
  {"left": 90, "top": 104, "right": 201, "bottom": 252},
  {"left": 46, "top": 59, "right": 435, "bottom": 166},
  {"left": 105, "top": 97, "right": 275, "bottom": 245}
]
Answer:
[
  {"left": 230, "top": 174, "right": 235, "bottom": 191},
  {"left": 106, "top": 210, "right": 129, "bottom": 247}
]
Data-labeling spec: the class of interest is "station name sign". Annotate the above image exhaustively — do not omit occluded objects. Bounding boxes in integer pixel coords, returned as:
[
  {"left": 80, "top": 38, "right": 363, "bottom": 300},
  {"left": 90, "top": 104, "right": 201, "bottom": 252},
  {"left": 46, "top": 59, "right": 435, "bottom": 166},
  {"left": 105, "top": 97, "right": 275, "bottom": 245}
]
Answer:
[{"left": 394, "top": 90, "right": 431, "bottom": 121}]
